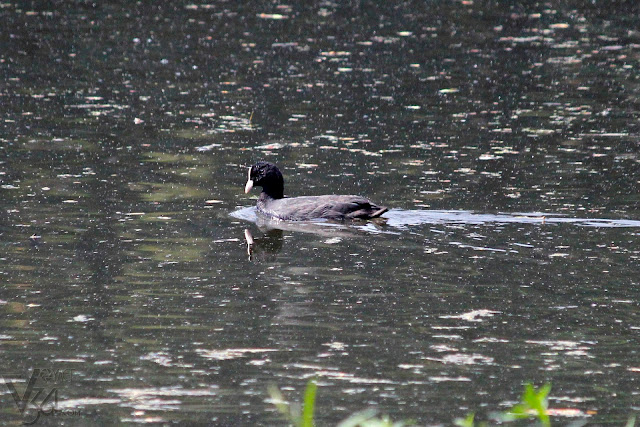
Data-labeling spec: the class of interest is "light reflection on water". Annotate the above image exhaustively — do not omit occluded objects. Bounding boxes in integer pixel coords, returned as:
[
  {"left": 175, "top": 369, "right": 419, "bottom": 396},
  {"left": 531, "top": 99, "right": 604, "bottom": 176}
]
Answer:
[{"left": 234, "top": 205, "right": 640, "bottom": 229}]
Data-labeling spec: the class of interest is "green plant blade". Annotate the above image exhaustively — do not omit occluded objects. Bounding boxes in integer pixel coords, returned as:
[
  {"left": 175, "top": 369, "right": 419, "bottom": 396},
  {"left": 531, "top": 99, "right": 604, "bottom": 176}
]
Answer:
[
  {"left": 267, "top": 385, "right": 290, "bottom": 419},
  {"left": 301, "top": 378, "right": 318, "bottom": 427},
  {"left": 626, "top": 415, "right": 636, "bottom": 427},
  {"left": 454, "top": 412, "right": 475, "bottom": 427}
]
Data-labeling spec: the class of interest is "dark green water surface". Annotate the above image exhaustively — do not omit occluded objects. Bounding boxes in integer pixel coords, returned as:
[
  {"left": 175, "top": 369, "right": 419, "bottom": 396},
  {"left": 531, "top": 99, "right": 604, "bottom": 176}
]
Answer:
[{"left": 1, "top": 1, "right": 639, "bottom": 425}]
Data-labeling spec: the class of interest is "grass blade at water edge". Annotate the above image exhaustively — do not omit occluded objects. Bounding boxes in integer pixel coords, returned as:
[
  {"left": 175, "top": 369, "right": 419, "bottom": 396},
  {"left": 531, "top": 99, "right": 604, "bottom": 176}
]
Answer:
[{"left": 301, "top": 378, "right": 318, "bottom": 427}]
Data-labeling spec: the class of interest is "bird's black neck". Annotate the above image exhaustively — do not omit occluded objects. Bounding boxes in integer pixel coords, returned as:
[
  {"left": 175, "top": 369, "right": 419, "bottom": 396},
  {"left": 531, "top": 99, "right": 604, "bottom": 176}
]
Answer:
[{"left": 260, "top": 186, "right": 284, "bottom": 200}]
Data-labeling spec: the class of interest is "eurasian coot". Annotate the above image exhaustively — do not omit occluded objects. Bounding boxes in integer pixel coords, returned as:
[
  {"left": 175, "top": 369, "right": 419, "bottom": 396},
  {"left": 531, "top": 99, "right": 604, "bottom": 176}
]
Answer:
[{"left": 244, "top": 161, "right": 388, "bottom": 221}]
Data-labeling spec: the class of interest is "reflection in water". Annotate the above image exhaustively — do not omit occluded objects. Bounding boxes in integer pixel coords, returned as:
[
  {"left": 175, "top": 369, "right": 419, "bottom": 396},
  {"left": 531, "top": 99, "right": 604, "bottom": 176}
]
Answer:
[
  {"left": 383, "top": 209, "right": 640, "bottom": 229},
  {"left": 234, "top": 206, "right": 640, "bottom": 232},
  {"left": 238, "top": 206, "right": 390, "bottom": 260},
  {"left": 244, "top": 228, "right": 283, "bottom": 261},
  {"left": 234, "top": 206, "right": 382, "bottom": 235}
]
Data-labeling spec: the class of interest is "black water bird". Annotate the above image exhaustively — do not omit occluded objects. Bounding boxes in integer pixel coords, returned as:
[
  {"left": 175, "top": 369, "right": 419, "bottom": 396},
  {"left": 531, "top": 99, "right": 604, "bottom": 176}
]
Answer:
[{"left": 244, "top": 161, "right": 388, "bottom": 221}]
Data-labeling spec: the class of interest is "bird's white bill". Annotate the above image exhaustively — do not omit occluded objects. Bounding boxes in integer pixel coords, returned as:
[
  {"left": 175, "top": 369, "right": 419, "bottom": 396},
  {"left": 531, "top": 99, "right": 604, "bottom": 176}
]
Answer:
[
  {"left": 244, "top": 179, "right": 254, "bottom": 193},
  {"left": 244, "top": 167, "right": 254, "bottom": 193}
]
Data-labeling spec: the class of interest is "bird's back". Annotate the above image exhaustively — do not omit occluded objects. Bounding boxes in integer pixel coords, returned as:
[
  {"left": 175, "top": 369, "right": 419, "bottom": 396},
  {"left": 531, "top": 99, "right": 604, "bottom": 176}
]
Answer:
[{"left": 257, "top": 194, "right": 388, "bottom": 221}]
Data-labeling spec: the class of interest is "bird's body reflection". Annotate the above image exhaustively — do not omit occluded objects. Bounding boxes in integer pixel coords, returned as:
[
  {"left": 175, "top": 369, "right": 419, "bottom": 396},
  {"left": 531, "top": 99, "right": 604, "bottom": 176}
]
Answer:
[
  {"left": 235, "top": 205, "right": 640, "bottom": 260},
  {"left": 242, "top": 210, "right": 388, "bottom": 260}
]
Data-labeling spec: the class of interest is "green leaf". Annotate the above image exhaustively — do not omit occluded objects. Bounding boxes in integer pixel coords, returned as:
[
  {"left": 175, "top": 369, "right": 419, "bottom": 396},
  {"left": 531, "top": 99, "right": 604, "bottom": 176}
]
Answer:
[
  {"left": 301, "top": 378, "right": 318, "bottom": 427},
  {"left": 453, "top": 412, "right": 475, "bottom": 427},
  {"left": 506, "top": 403, "right": 532, "bottom": 420},
  {"left": 267, "top": 384, "right": 298, "bottom": 424},
  {"left": 501, "top": 383, "right": 551, "bottom": 426},
  {"left": 529, "top": 383, "right": 551, "bottom": 427},
  {"left": 626, "top": 415, "right": 636, "bottom": 427}
]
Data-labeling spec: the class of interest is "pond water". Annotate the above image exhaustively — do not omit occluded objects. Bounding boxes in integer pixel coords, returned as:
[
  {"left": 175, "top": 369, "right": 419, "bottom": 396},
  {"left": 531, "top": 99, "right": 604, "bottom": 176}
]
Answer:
[{"left": 1, "top": 1, "right": 640, "bottom": 425}]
